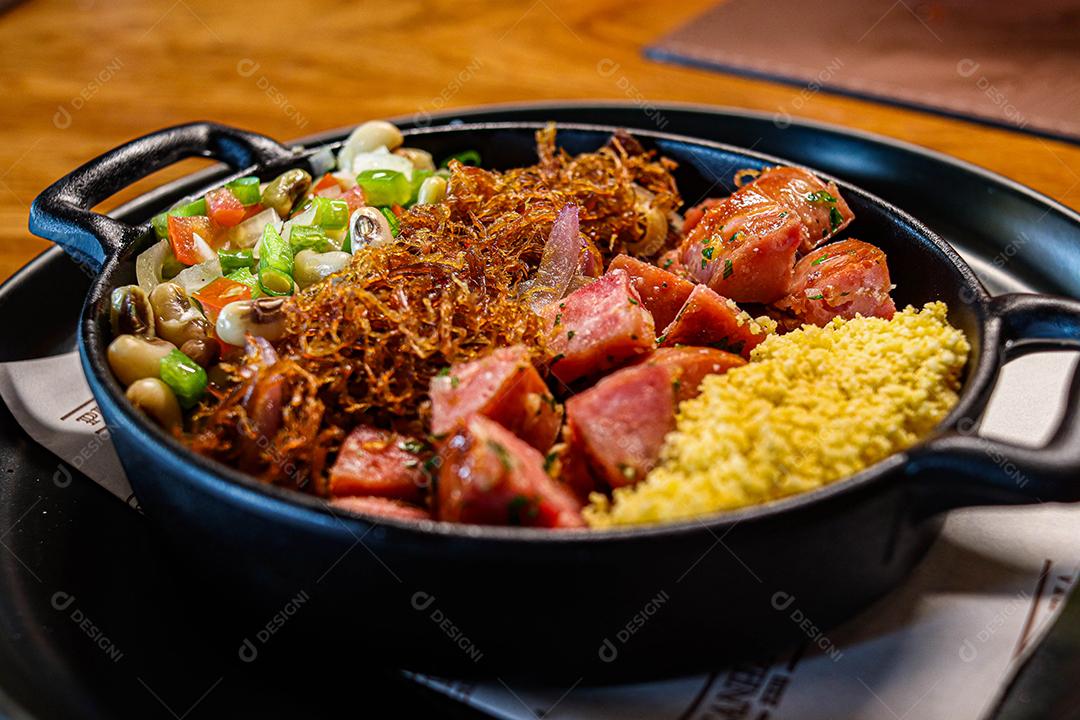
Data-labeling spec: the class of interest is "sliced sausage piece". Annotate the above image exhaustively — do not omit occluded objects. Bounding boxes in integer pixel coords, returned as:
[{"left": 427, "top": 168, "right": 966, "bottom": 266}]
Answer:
[
  {"left": 541, "top": 269, "right": 655, "bottom": 385},
  {"left": 773, "top": 239, "right": 896, "bottom": 327},
  {"left": 680, "top": 193, "right": 803, "bottom": 304},
  {"left": 748, "top": 166, "right": 855, "bottom": 253},
  {"left": 429, "top": 345, "right": 561, "bottom": 451},
  {"left": 329, "top": 425, "right": 427, "bottom": 502},
  {"left": 607, "top": 254, "right": 696, "bottom": 329},
  {"left": 658, "top": 284, "right": 771, "bottom": 359},
  {"left": 634, "top": 346, "right": 746, "bottom": 404},
  {"left": 682, "top": 197, "right": 725, "bottom": 236},
  {"left": 330, "top": 495, "right": 431, "bottom": 521},
  {"left": 557, "top": 422, "right": 601, "bottom": 501},
  {"left": 437, "top": 415, "right": 584, "bottom": 528},
  {"left": 564, "top": 364, "right": 675, "bottom": 489}
]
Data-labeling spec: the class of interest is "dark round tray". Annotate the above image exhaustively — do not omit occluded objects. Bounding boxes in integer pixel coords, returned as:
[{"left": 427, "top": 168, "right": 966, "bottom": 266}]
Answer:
[{"left": 1, "top": 102, "right": 1077, "bottom": 720}]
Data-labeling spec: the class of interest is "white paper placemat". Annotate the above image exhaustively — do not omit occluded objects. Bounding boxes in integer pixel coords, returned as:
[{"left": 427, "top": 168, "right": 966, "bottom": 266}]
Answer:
[{"left": 1, "top": 350, "right": 1077, "bottom": 720}]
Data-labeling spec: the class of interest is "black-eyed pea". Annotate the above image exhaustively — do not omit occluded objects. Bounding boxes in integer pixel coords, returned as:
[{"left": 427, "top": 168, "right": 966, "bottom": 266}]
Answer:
[
  {"left": 107, "top": 334, "right": 177, "bottom": 387},
  {"left": 149, "top": 282, "right": 211, "bottom": 347},
  {"left": 125, "top": 378, "right": 182, "bottom": 431},
  {"left": 215, "top": 297, "right": 288, "bottom": 347},
  {"left": 180, "top": 337, "right": 220, "bottom": 368},
  {"left": 294, "top": 250, "right": 352, "bottom": 289}
]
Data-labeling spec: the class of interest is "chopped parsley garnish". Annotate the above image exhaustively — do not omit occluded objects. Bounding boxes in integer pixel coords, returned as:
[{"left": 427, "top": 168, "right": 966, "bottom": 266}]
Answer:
[
  {"left": 398, "top": 439, "right": 427, "bottom": 454},
  {"left": 436, "top": 367, "right": 451, "bottom": 377},
  {"left": 551, "top": 353, "right": 565, "bottom": 364},
  {"left": 829, "top": 206, "right": 844, "bottom": 231},
  {"left": 655, "top": 333, "right": 667, "bottom": 344},
  {"left": 422, "top": 455, "right": 442, "bottom": 476},
  {"left": 543, "top": 451, "right": 558, "bottom": 474},
  {"left": 727, "top": 231, "right": 744, "bottom": 244},
  {"left": 722, "top": 259, "right": 734, "bottom": 279},
  {"left": 507, "top": 494, "right": 539, "bottom": 525},
  {"left": 450, "top": 375, "right": 460, "bottom": 389},
  {"left": 662, "top": 258, "right": 674, "bottom": 269},
  {"left": 808, "top": 293, "right": 824, "bottom": 300},
  {"left": 628, "top": 296, "right": 639, "bottom": 305},
  {"left": 702, "top": 246, "right": 714, "bottom": 260},
  {"left": 701, "top": 259, "right": 708, "bottom": 270},
  {"left": 805, "top": 190, "right": 837, "bottom": 204},
  {"left": 553, "top": 313, "right": 562, "bottom": 327},
  {"left": 811, "top": 254, "right": 830, "bottom": 266},
  {"left": 567, "top": 330, "right": 576, "bottom": 340},
  {"left": 486, "top": 440, "right": 514, "bottom": 471}
]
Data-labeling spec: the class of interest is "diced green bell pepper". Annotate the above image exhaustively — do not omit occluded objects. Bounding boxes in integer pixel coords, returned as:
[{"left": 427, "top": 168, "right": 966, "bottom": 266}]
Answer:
[
  {"left": 289, "top": 225, "right": 335, "bottom": 253},
  {"left": 408, "top": 169, "right": 434, "bottom": 206},
  {"left": 355, "top": 169, "right": 411, "bottom": 207},
  {"left": 378, "top": 207, "right": 400, "bottom": 237},
  {"left": 226, "top": 176, "right": 262, "bottom": 206},
  {"left": 159, "top": 349, "right": 208, "bottom": 409},
  {"left": 257, "top": 224, "right": 294, "bottom": 296},
  {"left": 440, "top": 149, "right": 481, "bottom": 168},
  {"left": 310, "top": 197, "right": 349, "bottom": 230},
  {"left": 226, "top": 267, "right": 262, "bottom": 298},
  {"left": 218, "top": 248, "right": 254, "bottom": 275}
]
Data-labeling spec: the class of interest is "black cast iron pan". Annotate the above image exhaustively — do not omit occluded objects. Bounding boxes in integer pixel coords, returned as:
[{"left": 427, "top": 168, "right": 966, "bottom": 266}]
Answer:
[{"left": 27, "top": 120, "right": 1080, "bottom": 681}]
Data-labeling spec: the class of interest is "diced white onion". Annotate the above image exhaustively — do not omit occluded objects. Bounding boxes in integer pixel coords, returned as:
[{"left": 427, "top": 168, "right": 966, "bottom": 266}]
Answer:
[
  {"left": 308, "top": 146, "right": 336, "bottom": 177},
  {"left": 336, "top": 121, "right": 404, "bottom": 173},
  {"left": 191, "top": 233, "right": 215, "bottom": 264},
  {"left": 223, "top": 208, "right": 282, "bottom": 249},
  {"left": 349, "top": 148, "right": 414, "bottom": 180},
  {"left": 173, "top": 256, "right": 222, "bottom": 293},
  {"left": 281, "top": 204, "right": 316, "bottom": 242},
  {"left": 135, "top": 239, "right": 170, "bottom": 292}
]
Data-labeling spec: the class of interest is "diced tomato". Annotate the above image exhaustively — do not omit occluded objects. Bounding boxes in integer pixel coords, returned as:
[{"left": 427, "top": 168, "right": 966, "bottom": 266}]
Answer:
[
  {"left": 316, "top": 184, "right": 344, "bottom": 200},
  {"left": 205, "top": 188, "right": 247, "bottom": 228},
  {"left": 340, "top": 186, "right": 365, "bottom": 213},
  {"left": 167, "top": 215, "right": 215, "bottom": 266},
  {"left": 240, "top": 203, "right": 265, "bottom": 222},
  {"left": 193, "top": 276, "right": 252, "bottom": 321},
  {"left": 313, "top": 173, "right": 340, "bottom": 193}
]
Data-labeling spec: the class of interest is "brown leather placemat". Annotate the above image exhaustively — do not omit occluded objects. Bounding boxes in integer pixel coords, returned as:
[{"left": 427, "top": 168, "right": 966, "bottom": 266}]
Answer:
[{"left": 647, "top": 0, "right": 1080, "bottom": 143}]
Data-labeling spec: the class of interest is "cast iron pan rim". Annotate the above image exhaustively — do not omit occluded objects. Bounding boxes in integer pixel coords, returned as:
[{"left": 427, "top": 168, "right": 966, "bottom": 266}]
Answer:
[{"left": 82, "top": 119, "right": 996, "bottom": 543}]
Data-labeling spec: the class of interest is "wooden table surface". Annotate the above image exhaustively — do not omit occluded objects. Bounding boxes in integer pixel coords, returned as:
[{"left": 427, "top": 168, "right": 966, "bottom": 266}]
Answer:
[{"left": 2, "top": 0, "right": 1079, "bottom": 283}]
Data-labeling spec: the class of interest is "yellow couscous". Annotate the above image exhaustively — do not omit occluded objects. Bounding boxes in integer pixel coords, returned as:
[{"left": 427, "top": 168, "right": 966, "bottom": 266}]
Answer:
[{"left": 585, "top": 302, "right": 970, "bottom": 527}]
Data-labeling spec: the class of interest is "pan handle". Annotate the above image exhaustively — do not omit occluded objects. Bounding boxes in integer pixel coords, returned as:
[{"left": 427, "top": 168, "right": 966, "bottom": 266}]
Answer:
[
  {"left": 908, "top": 293, "right": 1080, "bottom": 504},
  {"left": 28, "top": 122, "right": 297, "bottom": 273}
]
